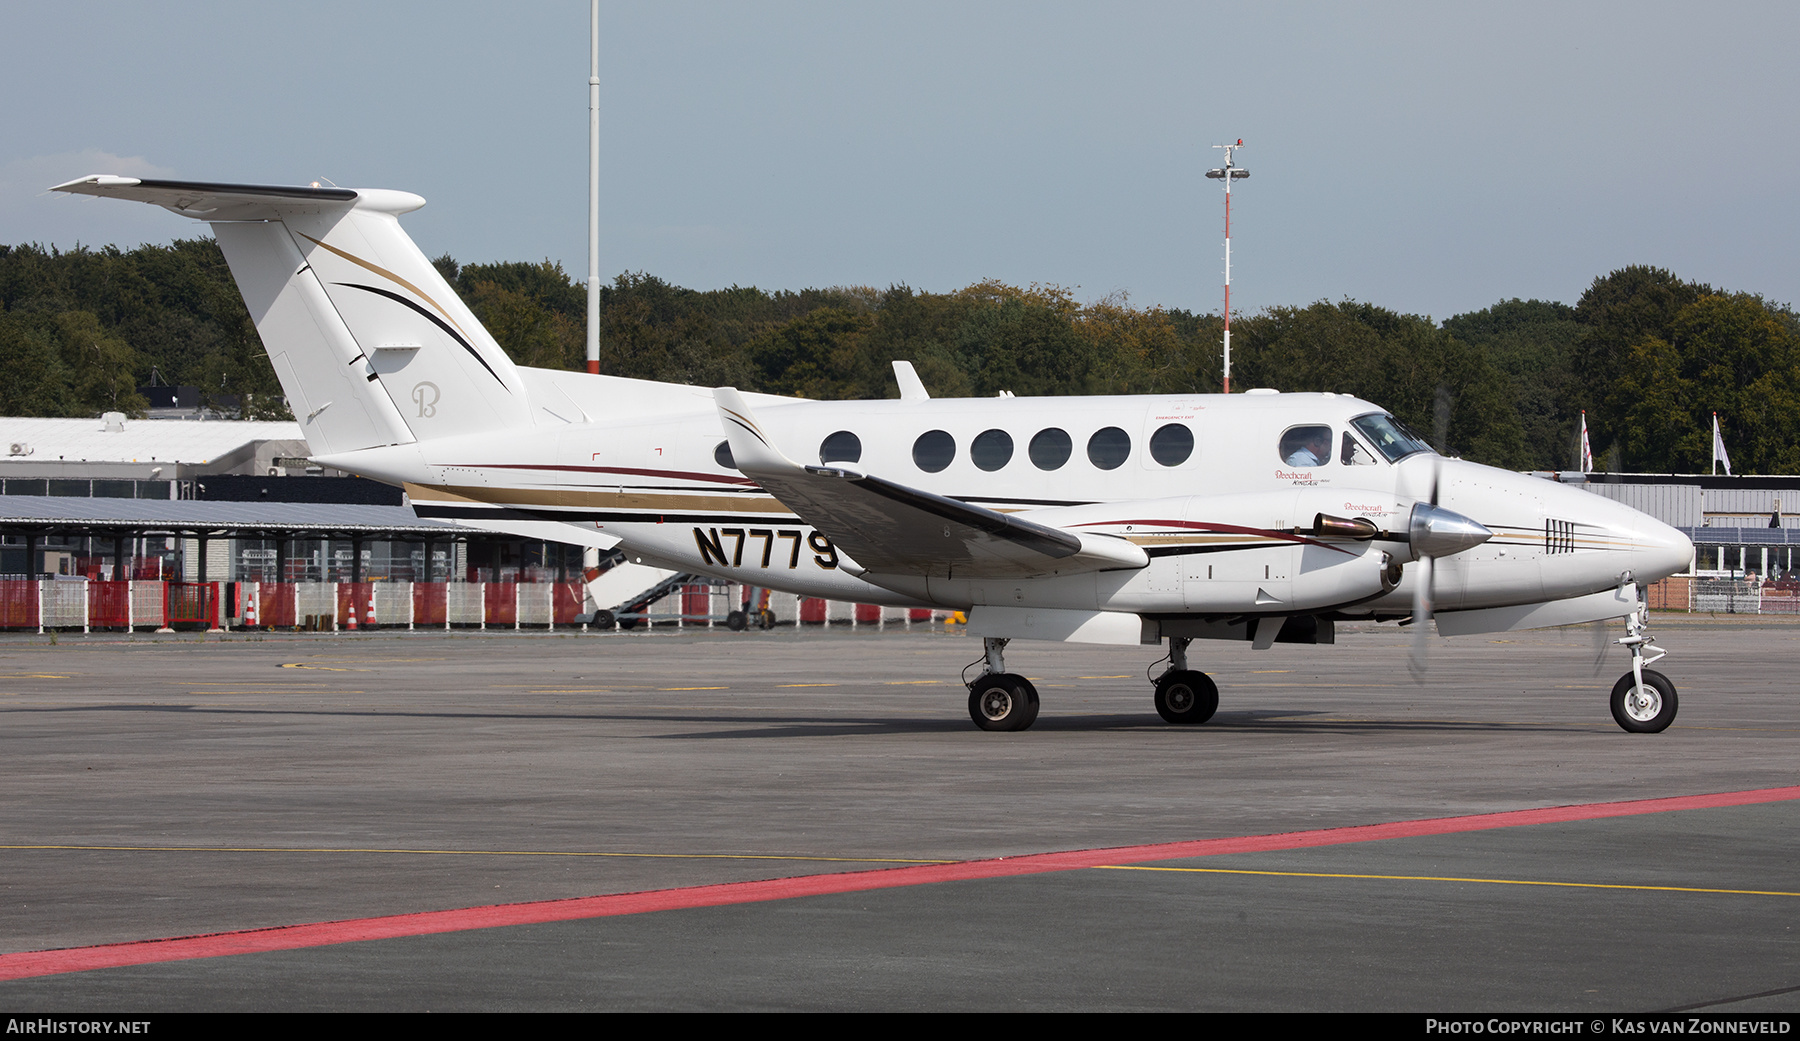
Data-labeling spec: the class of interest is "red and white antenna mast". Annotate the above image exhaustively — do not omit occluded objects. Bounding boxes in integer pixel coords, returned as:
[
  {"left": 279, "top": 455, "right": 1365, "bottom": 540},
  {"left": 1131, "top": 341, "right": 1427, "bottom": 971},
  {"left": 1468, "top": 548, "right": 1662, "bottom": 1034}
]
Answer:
[{"left": 1206, "top": 139, "right": 1249, "bottom": 393}]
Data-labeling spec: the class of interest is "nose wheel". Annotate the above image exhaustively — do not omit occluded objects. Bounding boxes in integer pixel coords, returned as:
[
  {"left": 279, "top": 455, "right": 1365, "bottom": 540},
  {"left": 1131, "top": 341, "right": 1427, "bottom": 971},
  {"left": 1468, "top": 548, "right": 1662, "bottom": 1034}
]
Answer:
[
  {"left": 1610, "top": 669, "right": 1676, "bottom": 733},
  {"left": 1609, "top": 578, "right": 1677, "bottom": 733}
]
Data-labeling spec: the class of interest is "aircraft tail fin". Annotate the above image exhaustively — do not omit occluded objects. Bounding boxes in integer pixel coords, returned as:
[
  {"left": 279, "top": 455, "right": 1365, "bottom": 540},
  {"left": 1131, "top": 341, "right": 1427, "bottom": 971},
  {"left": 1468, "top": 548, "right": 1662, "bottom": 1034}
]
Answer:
[{"left": 51, "top": 176, "right": 534, "bottom": 456}]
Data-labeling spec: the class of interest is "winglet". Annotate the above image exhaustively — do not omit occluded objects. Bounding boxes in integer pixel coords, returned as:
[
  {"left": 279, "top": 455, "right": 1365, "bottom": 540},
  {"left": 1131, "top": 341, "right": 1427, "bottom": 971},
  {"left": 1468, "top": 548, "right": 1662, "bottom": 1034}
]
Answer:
[
  {"left": 892, "top": 360, "right": 930, "bottom": 402},
  {"left": 714, "top": 387, "right": 801, "bottom": 475}
]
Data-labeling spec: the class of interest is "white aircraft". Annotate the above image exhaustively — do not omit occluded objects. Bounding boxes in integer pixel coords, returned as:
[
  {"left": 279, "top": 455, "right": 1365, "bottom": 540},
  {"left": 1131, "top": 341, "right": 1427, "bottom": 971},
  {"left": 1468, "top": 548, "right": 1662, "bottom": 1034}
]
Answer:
[{"left": 53, "top": 175, "right": 1696, "bottom": 733}]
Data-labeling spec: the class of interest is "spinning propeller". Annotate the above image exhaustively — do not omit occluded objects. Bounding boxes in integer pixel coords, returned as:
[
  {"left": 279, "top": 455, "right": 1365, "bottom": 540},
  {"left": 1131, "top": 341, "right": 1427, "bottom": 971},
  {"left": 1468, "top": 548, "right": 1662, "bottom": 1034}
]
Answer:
[{"left": 1407, "top": 401, "right": 1494, "bottom": 680}]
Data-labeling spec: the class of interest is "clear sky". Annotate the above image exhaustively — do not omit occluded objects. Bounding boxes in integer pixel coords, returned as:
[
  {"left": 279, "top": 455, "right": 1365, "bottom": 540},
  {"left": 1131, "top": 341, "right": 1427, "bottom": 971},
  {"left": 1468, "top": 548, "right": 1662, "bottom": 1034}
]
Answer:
[{"left": 4, "top": 1, "right": 1795, "bottom": 322}]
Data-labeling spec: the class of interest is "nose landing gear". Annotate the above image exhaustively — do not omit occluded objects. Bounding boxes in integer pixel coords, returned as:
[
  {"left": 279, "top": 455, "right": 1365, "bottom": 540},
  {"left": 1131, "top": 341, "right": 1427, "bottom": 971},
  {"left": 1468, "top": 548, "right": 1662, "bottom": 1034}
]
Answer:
[{"left": 1611, "top": 580, "right": 1677, "bottom": 733}]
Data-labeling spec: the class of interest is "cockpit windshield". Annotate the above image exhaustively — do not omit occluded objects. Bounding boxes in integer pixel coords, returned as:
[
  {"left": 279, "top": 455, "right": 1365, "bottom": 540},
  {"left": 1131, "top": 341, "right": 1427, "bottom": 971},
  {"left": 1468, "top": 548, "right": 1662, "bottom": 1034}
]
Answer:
[{"left": 1349, "top": 413, "right": 1434, "bottom": 463}]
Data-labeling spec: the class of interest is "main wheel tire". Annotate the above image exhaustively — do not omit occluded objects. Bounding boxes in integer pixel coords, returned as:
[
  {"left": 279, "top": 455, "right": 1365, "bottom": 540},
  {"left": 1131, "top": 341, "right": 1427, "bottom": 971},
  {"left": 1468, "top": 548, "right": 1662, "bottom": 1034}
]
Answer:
[
  {"left": 1610, "top": 669, "right": 1677, "bottom": 733},
  {"left": 968, "top": 673, "right": 1040, "bottom": 732},
  {"left": 1154, "top": 670, "right": 1219, "bottom": 725},
  {"left": 757, "top": 608, "right": 776, "bottom": 630},
  {"left": 725, "top": 610, "right": 747, "bottom": 631}
]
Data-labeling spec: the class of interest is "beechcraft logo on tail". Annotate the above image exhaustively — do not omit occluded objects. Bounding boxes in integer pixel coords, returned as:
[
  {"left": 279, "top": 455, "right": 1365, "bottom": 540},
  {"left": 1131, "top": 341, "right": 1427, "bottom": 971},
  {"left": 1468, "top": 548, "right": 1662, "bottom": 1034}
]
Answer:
[{"left": 412, "top": 382, "right": 439, "bottom": 418}]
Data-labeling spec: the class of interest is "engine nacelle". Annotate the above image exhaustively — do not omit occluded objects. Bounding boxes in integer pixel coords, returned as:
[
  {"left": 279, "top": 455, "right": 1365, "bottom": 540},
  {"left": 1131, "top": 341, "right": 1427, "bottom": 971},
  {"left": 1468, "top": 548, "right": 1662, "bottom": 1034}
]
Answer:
[{"left": 1180, "top": 539, "right": 1397, "bottom": 613}]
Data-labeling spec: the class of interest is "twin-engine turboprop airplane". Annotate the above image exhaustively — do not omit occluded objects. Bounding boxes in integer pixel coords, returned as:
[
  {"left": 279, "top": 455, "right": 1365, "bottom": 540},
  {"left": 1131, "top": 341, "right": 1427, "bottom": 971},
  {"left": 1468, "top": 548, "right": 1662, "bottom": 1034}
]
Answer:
[{"left": 52, "top": 175, "right": 1696, "bottom": 733}]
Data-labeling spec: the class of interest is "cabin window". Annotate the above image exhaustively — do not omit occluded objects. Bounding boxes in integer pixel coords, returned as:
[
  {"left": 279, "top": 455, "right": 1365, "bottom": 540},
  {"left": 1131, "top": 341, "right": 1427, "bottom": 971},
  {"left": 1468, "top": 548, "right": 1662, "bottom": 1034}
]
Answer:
[
  {"left": 971, "top": 429, "right": 1014, "bottom": 471},
  {"left": 714, "top": 440, "right": 736, "bottom": 469},
  {"left": 1148, "top": 423, "right": 1194, "bottom": 466},
  {"left": 1087, "top": 427, "right": 1131, "bottom": 470},
  {"left": 1029, "top": 428, "right": 1072, "bottom": 470},
  {"left": 819, "top": 430, "right": 862, "bottom": 464},
  {"left": 913, "top": 429, "right": 956, "bottom": 473},
  {"left": 1279, "top": 425, "right": 1333, "bottom": 467}
]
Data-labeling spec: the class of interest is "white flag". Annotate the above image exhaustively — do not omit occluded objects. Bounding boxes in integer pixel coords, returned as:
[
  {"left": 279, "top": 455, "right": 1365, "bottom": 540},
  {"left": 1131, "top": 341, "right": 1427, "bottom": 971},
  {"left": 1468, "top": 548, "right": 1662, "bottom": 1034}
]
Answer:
[
  {"left": 1712, "top": 413, "right": 1732, "bottom": 476},
  {"left": 1578, "top": 411, "right": 1593, "bottom": 473}
]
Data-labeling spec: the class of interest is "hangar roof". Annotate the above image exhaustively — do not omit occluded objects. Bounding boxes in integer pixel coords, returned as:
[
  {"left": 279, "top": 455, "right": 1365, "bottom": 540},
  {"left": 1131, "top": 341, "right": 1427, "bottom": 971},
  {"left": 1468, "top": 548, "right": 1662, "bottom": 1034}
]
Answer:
[
  {"left": 0, "top": 416, "right": 304, "bottom": 466},
  {"left": 0, "top": 495, "right": 461, "bottom": 538}
]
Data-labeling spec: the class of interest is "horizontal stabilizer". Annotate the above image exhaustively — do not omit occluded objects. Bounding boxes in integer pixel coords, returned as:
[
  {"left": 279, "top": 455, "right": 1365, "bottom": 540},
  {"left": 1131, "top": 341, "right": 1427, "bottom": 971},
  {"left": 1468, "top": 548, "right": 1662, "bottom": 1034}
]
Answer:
[
  {"left": 714, "top": 388, "right": 1147, "bottom": 579},
  {"left": 50, "top": 176, "right": 382, "bottom": 221}
]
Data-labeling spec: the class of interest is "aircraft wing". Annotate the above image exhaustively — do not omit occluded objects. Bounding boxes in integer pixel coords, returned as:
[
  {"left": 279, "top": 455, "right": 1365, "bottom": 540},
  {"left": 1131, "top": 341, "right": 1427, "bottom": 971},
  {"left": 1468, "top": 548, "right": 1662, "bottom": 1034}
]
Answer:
[{"left": 714, "top": 388, "right": 1147, "bottom": 580}]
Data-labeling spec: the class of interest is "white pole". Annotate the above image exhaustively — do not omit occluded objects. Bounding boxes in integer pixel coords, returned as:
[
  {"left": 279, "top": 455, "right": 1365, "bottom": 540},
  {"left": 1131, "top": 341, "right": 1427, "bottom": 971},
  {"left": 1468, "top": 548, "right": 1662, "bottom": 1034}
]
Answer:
[
  {"left": 1208, "top": 140, "right": 1247, "bottom": 394},
  {"left": 582, "top": 1, "right": 605, "bottom": 582},
  {"left": 586, "top": 0, "right": 601, "bottom": 376}
]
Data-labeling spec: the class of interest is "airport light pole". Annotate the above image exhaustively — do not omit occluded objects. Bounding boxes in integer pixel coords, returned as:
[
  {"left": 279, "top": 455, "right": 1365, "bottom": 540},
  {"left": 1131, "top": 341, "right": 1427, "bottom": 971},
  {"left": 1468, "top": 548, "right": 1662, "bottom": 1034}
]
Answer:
[
  {"left": 1206, "top": 140, "right": 1248, "bottom": 394},
  {"left": 586, "top": 0, "right": 601, "bottom": 376},
  {"left": 583, "top": 2, "right": 603, "bottom": 582}
]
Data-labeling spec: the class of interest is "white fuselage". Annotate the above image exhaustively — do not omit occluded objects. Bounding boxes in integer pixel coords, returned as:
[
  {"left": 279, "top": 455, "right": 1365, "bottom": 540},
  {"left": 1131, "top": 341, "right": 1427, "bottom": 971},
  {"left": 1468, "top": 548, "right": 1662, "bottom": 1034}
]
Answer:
[{"left": 332, "top": 384, "right": 1694, "bottom": 622}]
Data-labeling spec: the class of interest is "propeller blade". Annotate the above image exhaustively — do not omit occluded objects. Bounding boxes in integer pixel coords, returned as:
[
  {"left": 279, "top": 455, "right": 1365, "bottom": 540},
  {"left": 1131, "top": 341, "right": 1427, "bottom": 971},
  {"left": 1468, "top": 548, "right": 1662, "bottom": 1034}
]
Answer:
[{"left": 1408, "top": 554, "right": 1434, "bottom": 682}]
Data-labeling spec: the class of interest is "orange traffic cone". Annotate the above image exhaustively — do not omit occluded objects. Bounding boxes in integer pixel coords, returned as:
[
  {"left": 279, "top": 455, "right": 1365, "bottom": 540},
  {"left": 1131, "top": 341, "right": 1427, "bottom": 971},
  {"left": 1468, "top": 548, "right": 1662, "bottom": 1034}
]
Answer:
[
  {"left": 366, "top": 589, "right": 377, "bottom": 629},
  {"left": 345, "top": 597, "right": 358, "bottom": 631}
]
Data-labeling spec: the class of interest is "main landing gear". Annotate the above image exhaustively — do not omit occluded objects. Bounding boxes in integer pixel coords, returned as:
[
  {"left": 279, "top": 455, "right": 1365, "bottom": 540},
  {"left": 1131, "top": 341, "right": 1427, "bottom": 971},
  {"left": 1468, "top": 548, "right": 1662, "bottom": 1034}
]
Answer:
[
  {"left": 966, "top": 638, "right": 1040, "bottom": 731},
  {"left": 964, "top": 636, "right": 1222, "bottom": 732},
  {"left": 1610, "top": 593, "right": 1677, "bottom": 733},
  {"left": 1152, "top": 637, "right": 1218, "bottom": 725}
]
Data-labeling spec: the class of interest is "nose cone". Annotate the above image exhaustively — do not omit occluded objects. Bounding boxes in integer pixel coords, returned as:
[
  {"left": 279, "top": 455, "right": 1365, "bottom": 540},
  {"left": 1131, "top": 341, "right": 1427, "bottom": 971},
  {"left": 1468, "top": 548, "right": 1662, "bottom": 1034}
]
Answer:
[
  {"left": 1541, "top": 478, "right": 1695, "bottom": 583},
  {"left": 1627, "top": 512, "right": 1695, "bottom": 583}
]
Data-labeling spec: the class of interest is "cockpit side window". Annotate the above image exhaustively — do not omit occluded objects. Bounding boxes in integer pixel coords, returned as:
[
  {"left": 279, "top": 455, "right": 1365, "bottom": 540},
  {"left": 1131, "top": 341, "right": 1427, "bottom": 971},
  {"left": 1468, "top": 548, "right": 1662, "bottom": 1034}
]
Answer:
[
  {"left": 1279, "top": 425, "right": 1334, "bottom": 467},
  {"left": 1349, "top": 413, "right": 1433, "bottom": 462},
  {"left": 1341, "top": 431, "right": 1380, "bottom": 466}
]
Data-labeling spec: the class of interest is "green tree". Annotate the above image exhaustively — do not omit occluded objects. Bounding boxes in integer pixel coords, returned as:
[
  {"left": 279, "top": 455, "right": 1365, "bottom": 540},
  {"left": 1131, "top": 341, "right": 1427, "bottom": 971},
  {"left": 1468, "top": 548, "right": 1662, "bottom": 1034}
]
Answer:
[
  {"left": 54, "top": 310, "right": 147, "bottom": 416},
  {"left": 1443, "top": 299, "right": 1582, "bottom": 470},
  {"left": 1611, "top": 294, "right": 1800, "bottom": 473},
  {"left": 747, "top": 307, "right": 877, "bottom": 399},
  {"left": 0, "top": 308, "right": 74, "bottom": 416}
]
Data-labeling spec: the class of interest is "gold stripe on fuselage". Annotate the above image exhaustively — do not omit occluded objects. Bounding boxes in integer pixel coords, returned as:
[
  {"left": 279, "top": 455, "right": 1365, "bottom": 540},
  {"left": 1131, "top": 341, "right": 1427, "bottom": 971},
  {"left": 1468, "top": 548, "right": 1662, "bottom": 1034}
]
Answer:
[{"left": 404, "top": 482, "right": 788, "bottom": 515}]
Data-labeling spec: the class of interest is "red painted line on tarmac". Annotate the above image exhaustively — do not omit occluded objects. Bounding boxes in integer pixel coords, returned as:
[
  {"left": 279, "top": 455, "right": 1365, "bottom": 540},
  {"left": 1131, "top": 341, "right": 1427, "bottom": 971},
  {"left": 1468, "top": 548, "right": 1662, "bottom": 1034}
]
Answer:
[{"left": 4, "top": 785, "right": 1796, "bottom": 982}]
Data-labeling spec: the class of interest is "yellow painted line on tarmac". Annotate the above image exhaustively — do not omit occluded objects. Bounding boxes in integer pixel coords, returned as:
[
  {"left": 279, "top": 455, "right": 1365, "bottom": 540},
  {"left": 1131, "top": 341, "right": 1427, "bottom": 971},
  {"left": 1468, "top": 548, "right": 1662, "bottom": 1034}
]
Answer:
[
  {"left": 491, "top": 683, "right": 660, "bottom": 689},
  {"left": 188, "top": 682, "right": 340, "bottom": 687},
  {"left": 1249, "top": 670, "right": 1292, "bottom": 674},
  {"left": 1233, "top": 682, "right": 1407, "bottom": 688},
  {"left": 778, "top": 683, "right": 839, "bottom": 687},
  {"left": 0, "top": 674, "right": 69, "bottom": 679},
  {"left": 883, "top": 680, "right": 943, "bottom": 685},
  {"left": 659, "top": 686, "right": 728, "bottom": 691},
  {"left": 1097, "top": 864, "right": 1800, "bottom": 898},
  {"left": 0, "top": 843, "right": 952, "bottom": 865},
  {"left": 280, "top": 658, "right": 445, "bottom": 664},
  {"left": 187, "top": 691, "right": 367, "bottom": 696}
]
